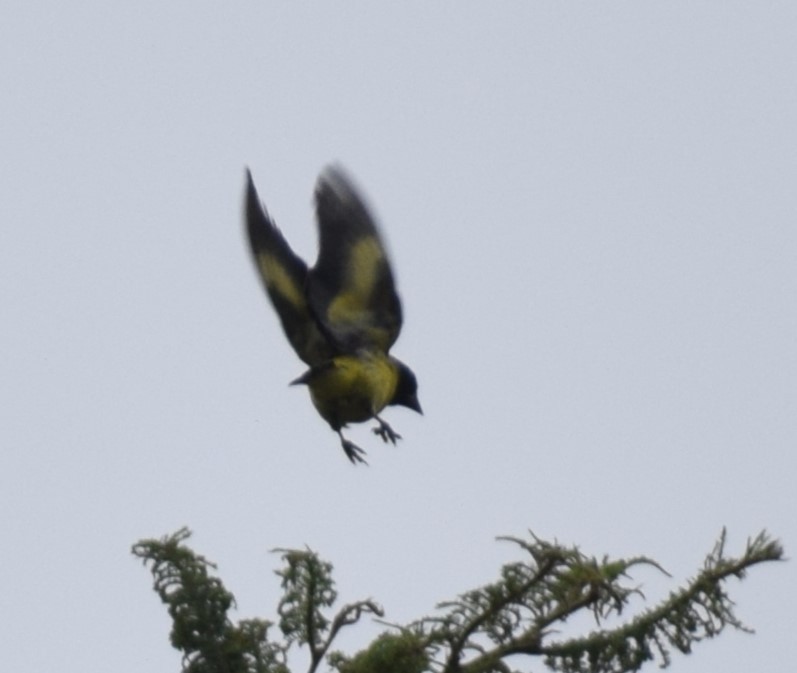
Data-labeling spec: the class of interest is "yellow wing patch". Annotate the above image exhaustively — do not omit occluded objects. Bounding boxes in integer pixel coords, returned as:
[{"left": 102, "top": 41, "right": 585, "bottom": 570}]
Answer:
[
  {"left": 326, "top": 237, "right": 384, "bottom": 325},
  {"left": 257, "top": 252, "right": 306, "bottom": 310}
]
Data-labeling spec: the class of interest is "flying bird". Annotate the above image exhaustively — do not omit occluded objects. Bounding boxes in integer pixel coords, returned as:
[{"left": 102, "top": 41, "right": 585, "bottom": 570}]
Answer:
[{"left": 245, "top": 166, "right": 421, "bottom": 464}]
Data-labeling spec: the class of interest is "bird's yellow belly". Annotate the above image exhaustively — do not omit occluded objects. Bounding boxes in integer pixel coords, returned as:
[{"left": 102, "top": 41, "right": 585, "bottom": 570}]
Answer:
[{"left": 307, "top": 354, "right": 398, "bottom": 427}]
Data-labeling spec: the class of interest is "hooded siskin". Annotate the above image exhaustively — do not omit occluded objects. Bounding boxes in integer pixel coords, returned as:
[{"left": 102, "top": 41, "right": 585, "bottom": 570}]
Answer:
[{"left": 245, "top": 166, "right": 421, "bottom": 464}]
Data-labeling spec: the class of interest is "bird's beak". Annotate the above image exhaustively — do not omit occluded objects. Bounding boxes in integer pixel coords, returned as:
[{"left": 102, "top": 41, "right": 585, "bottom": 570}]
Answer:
[
  {"left": 406, "top": 394, "right": 423, "bottom": 415},
  {"left": 289, "top": 370, "right": 312, "bottom": 386}
]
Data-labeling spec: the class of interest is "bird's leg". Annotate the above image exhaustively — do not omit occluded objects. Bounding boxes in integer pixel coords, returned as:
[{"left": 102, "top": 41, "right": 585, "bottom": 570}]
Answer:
[
  {"left": 338, "top": 430, "right": 368, "bottom": 465},
  {"left": 372, "top": 415, "right": 402, "bottom": 445}
]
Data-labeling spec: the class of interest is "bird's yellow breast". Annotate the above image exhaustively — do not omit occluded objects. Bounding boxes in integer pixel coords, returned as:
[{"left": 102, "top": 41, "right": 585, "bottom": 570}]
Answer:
[{"left": 307, "top": 353, "right": 398, "bottom": 427}]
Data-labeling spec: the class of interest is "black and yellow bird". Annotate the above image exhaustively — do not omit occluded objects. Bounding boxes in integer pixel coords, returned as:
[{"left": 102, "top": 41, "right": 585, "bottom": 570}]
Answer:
[{"left": 245, "top": 166, "right": 421, "bottom": 464}]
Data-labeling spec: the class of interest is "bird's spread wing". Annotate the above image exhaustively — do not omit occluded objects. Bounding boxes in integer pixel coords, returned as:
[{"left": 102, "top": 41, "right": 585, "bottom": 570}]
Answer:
[
  {"left": 245, "top": 170, "right": 332, "bottom": 366},
  {"left": 308, "top": 166, "right": 403, "bottom": 354}
]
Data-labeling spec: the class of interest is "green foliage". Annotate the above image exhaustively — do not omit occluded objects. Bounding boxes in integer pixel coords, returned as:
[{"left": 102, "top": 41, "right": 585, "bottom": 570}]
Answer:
[
  {"left": 331, "top": 632, "right": 429, "bottom": 673},
  {"left": 133, "top": 528, "right": 783, "bottom": 673},
  {"left": 416, "top": 529, "right": 782, "bottom": 673},
  {"left": 540, "top": 530, "right": 783, "bottom": 673},
  {"left": 273, "top": 548, "right": 383, "bottom": 673},
  {"left": 132, "top": 528, "right": 289, "bottom": 673}
]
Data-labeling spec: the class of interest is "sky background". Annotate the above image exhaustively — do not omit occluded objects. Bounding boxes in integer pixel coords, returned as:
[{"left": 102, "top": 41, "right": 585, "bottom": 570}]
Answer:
[{"left": 2, "top": 3, "right": 795, "bottom": 672}]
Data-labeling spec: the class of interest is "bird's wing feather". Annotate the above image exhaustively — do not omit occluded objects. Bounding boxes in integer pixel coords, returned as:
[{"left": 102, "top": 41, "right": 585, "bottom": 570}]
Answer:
[
  {"left": 245, "top": 170, "right": 332, "bottom": 366},
  {"left": 308, "top": 166, "right": 402, "bottom": 354}
]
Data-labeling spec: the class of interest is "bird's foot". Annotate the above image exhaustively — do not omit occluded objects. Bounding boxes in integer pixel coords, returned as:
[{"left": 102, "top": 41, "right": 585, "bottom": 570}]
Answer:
[
  {"left": 339, "top": 434, "right": 368, "bottom": 465},
  {"left": 372, "top": 416, "right": 402, "bottom": 445}
]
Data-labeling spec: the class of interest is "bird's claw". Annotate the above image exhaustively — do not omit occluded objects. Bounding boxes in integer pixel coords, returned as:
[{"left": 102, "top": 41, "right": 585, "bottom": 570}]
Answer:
[
  {"left": 341, "top": 439, "right": 368, "bottom": 465},
  {"left": 372, "top": 419, "right": 402, "bottom": 445}
]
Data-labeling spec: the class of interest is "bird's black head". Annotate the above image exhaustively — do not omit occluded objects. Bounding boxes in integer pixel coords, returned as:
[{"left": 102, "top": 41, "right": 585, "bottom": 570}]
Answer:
[{"left": 391, "top": 361, "right": 422, "bottom": 415}]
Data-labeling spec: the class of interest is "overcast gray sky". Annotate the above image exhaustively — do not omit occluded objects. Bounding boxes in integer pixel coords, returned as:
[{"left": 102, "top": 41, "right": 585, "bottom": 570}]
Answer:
[{"left": 1, "top": 3, "right": 794, "bottom": 672}]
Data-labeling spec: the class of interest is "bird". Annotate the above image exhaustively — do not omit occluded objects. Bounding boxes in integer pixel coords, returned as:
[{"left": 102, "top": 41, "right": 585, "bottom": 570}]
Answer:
[{"left": 244, "top": 165, "right": 421, "bottom": 464}]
